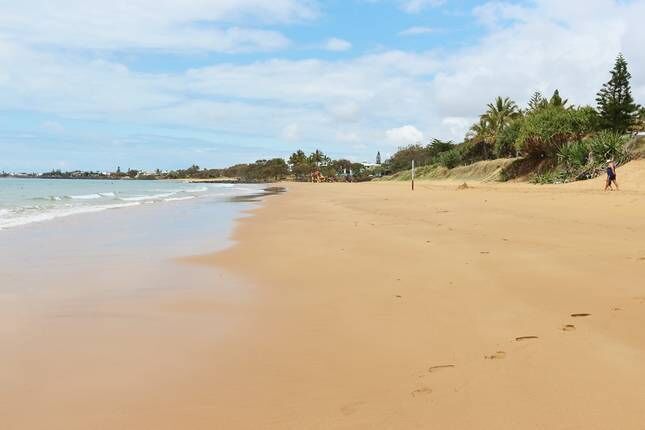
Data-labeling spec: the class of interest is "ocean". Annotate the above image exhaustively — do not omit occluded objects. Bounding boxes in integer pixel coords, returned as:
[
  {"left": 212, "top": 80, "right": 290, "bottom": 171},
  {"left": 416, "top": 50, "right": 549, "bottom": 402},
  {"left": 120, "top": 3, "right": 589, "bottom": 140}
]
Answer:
[{"left": 0, "top": 178, "right": 260, "bottom": 231}]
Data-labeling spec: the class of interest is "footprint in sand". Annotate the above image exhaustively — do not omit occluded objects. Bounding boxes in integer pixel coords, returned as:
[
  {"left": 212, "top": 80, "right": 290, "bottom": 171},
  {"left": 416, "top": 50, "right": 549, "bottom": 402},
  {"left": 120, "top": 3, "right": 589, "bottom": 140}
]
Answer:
[
  {"left": 485, "top": 351, "right": 506, "bottom": 360},
  {"left": 562, "top": 324, "right": 576, "bottom": 332},
  {"left": 570, "top": 313, "right": 591, "bottom": 318},
  {"left": 428, "top": 364, "right": 455, "bottom": 373},
  {"left": 411, "top": 387, "right": 433, "bottom": 397},
  {"left": 515, "top": 336, "right": 539, "bottom": 342}
]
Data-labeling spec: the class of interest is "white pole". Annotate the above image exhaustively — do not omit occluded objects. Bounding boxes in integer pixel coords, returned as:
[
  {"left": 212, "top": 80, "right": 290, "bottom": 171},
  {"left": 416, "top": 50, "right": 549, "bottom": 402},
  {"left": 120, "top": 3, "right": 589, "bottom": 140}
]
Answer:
[{"left": 411, "top": 160, "right": 415, "bottom": 191}]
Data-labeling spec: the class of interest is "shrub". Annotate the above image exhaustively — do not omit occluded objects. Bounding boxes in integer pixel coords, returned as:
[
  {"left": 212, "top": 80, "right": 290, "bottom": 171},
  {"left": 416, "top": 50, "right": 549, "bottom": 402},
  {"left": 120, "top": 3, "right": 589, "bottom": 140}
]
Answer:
[
  {"left": 516, "top": 106, "right": 598, "bottom": 158},
  {"left": 436, "top": 148, "right": 462, "bottom": 169},
  {"left": 587, "top": 130, "right": 628, "bottom": 164},
  {"left": 495, "top": 118, "right": 523, "bottom": 158},
  {"left": 529, "top": 170, "right": 567, "bottom": 184},
  {"left": 557, "top": 140, "right": 590, "bottom": 171}
]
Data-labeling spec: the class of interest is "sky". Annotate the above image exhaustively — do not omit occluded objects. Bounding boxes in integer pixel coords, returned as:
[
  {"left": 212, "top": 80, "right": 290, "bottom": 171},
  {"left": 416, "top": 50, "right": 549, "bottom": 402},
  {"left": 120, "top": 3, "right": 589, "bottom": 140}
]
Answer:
[{"left": 1, "top": 0, "right": 644, "bottom": 172}]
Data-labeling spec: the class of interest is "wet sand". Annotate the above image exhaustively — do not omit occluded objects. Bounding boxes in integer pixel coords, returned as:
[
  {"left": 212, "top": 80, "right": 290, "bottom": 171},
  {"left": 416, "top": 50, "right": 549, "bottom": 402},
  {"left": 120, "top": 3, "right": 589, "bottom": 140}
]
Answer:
[{"left": 3, "top": 163, "right": 645, "bottom": 429}]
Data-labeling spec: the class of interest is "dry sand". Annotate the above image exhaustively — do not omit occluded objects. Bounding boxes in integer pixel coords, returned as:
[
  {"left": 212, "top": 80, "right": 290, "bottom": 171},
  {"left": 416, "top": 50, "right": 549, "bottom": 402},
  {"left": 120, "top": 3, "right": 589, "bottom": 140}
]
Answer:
[{"left": 4, "top": 161, "right": 645, "bottom": 429}]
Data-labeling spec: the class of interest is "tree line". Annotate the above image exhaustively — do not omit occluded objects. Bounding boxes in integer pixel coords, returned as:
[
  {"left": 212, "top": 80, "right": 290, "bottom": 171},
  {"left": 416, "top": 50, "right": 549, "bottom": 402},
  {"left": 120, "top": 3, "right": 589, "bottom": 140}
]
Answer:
[
  {"left": 163, "top": 150, "right": 374, "bottom": 182},
  {"left": 382, "top": 54, "right": 645, "bottom": 183}
]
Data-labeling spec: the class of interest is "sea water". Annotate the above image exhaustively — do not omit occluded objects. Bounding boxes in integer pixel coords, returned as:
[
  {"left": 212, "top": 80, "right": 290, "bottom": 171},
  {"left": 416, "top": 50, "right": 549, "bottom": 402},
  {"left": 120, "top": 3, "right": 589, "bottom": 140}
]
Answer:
[{"left": 0, "top": 178, "right": 259, "bottom": 230}]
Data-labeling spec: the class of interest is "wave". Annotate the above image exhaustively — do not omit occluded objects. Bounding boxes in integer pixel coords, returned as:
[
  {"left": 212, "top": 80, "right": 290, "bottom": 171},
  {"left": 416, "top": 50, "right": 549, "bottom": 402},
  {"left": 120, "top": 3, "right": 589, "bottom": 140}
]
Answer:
[
  {"left": 187, "top": 186, "right": 208, "bottom": 193},
  {"left": 0, "top": 202, "right": 141, "bottom": 230},
  {"left": 164, "top": 196, "right": 196, "bottom": 202},
  {"left": 70, "top": 193, "right": 103, "bottom": 200},
  {"left": 121, "top": 192, "right": 175, "bottom": 202}
]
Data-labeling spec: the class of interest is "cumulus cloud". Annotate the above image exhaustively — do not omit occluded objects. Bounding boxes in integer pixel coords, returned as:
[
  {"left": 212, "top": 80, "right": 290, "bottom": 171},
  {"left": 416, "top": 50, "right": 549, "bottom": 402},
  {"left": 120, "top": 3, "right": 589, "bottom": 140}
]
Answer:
[
  {"left": 386, "top": 125, "right": 424, "bottom": 147},
  {"left": 0, "top": 0, "right": 316, "bottom": 52},
  {"left": 324, "top": 38, "right": 352, "bottom": 52},
  {"left": 2, "top": 0, "right": 645, "bottom": 168}
]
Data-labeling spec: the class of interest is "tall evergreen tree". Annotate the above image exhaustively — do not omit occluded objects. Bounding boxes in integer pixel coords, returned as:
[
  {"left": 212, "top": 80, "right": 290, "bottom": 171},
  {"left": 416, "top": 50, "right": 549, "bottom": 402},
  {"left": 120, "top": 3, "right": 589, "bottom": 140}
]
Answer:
[
  {"left": 376, "top": 151, "right": 382, "bottom": 165},
  {"left": 527, "top": 91, "right": 547, "bottom": 113},
  {"left": 596, "top": 54, "right": 639, "bottom": 133},
  {"left": 548, "top": 89, "right": 568, "bottom": 109}
]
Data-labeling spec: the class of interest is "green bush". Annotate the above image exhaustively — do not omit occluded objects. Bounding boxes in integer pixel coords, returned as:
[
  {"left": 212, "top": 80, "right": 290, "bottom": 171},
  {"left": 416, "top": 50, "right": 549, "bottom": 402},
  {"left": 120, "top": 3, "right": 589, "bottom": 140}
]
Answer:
[
  {"left": 436, "top": 148, "right": 462, "bottom": 169},
  {"left": 516, "top": 106, "right": 598, "bottom": 158},
  {"left": 557, "top": 140, "right": 590, "bottom": 171},
  {"left": 529, "top": 170, "right": 567, "bottom": 184},
  {"left": 587, "top": 130, "right": 628, "bottom": 164},
  {"left": 495, "top": 118, "right": 523, "bottom": 158}
]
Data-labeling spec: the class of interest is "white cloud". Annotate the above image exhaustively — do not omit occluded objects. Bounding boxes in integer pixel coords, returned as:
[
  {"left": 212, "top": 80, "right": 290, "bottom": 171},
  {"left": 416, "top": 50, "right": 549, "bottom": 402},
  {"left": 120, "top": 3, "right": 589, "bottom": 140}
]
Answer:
[
  {"left": 282, "top": 123, "right": 302, "bottom": 142},
  {"left": 386, "top": 125, "right": 424, "bottom": 147},
  {"left": 324, "top": 38, "right": 352, "bottom": 52},
  {"left": 336, "top": 131, "right": 361, "bottom": 143},
  {"left": 399, "top": 26, "right": 434, "bottom": 36},
  {"left": 400, "top": 0, "right": 446, "bottom": 13},
  {"left": 2, "top": 0, "right": 645, "bottom": 166},
  {"left": 0, "top": 0, "right": 316, "bottom": 53},
  {"left": 328, "top": 101, "right": 361, "bottom": 122}
]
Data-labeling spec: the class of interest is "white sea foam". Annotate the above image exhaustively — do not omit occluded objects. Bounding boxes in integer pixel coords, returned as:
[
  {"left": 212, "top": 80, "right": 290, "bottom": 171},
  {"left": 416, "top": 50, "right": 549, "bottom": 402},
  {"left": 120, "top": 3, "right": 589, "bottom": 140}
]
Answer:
[
  {"left": 70, "top": 193, "right": 103, "bottom": 200},
  {"left": 121, "top": 192, "right": 175, "bottom": 202},
  {"left": 187, "top": 186, "right": 208, "bottom": 193},
  {"left": 164, "top": 196, "right": 196, "bottom": 202},
  {"left": 99, "top": 192, "right": 116, "bottom": 197},
  {"left": 0, "top": 202, "right": 141, "bottom": 230}
]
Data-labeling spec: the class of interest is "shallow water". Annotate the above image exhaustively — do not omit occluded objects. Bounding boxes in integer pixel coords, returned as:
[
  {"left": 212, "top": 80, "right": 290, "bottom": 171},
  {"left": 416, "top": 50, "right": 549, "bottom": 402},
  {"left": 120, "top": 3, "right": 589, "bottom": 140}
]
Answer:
[{"left": 0, "top": 178, "right": 260, "bottom": 230}]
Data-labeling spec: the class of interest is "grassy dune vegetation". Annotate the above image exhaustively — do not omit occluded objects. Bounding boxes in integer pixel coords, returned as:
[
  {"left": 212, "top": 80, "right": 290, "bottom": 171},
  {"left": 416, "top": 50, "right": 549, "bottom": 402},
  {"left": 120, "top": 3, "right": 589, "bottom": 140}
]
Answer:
[{"left": 381, "top": 54, "right": 645, "bottom": 184}]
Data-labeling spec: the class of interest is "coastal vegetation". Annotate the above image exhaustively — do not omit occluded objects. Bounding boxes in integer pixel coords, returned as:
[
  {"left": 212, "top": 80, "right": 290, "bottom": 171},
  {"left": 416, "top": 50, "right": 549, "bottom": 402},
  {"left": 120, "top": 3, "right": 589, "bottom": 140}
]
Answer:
[{"left": 381, "top": 54, "right": 644, "bottom": 184}]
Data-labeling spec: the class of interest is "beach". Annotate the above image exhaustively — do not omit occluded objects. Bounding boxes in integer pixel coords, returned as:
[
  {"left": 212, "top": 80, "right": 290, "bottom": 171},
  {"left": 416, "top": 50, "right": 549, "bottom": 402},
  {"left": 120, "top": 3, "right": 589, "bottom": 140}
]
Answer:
[{"left": 3, "top": 163, "right": 645, "bottom": 429}]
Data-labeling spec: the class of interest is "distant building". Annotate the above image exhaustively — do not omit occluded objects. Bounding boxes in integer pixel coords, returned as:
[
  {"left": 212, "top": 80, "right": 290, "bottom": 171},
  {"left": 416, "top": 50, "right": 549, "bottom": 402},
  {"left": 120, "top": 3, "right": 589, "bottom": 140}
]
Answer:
[{"left": 361, "top": 162, "right": 380, "bottom": 169}]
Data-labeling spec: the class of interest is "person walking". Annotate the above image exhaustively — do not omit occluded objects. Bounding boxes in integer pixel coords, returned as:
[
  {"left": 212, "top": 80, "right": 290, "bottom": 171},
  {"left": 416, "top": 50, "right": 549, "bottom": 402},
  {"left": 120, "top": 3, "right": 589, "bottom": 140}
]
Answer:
[{"left": 604, "top": 159, "right": 619, "bottom": 191}]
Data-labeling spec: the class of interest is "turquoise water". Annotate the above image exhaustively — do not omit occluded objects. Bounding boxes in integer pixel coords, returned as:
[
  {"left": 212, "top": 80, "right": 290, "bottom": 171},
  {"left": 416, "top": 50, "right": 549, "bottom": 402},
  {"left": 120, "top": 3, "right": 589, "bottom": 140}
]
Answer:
[{"left": 0, "top": 178, "right": 259, "bottom": 230}]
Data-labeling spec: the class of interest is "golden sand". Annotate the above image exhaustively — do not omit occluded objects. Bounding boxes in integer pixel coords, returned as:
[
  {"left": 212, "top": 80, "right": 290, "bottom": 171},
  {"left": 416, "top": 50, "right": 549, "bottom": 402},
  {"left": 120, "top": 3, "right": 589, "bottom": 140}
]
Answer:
[{"left": 3, "top": 160, "right": 645, "bottom": 429}]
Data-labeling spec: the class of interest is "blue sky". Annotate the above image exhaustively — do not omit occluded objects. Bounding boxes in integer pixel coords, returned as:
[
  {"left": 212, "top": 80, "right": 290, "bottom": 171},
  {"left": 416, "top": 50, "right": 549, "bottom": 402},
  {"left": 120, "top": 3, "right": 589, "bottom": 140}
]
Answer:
[{"left": 0, "top": 0, "right": 644, "bottom": 172}]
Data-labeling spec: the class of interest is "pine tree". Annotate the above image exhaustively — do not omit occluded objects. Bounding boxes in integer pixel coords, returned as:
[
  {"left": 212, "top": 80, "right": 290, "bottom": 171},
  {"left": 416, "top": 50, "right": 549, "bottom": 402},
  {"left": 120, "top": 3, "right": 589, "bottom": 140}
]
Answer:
[
  {"left": 527, "top": 91, "right": 547, "bottom": 112},
  {"left": 548, "top": 89, "right": 568, "bottom": 109},
  {"left": 596, "top": 54, "right": 639, "bottom": 133},
  {"left": 376, "top": 151, "right": 381, "bottom": 165}
]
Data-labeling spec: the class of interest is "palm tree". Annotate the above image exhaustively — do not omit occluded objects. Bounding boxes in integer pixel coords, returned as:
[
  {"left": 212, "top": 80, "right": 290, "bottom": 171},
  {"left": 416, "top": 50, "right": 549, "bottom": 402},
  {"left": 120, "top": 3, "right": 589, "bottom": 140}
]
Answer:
[
  {"left": 482, "top": 96, "right": 520, "bottom": 135},
  {"left": 467, "top": 117, "right": 492, "bottom": 141},
  {"left": 466, "top": 117, "right": 495, "bottom": 159},
  {"left": 308, "top": 149, "right": 330, "bottom": 167}
]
